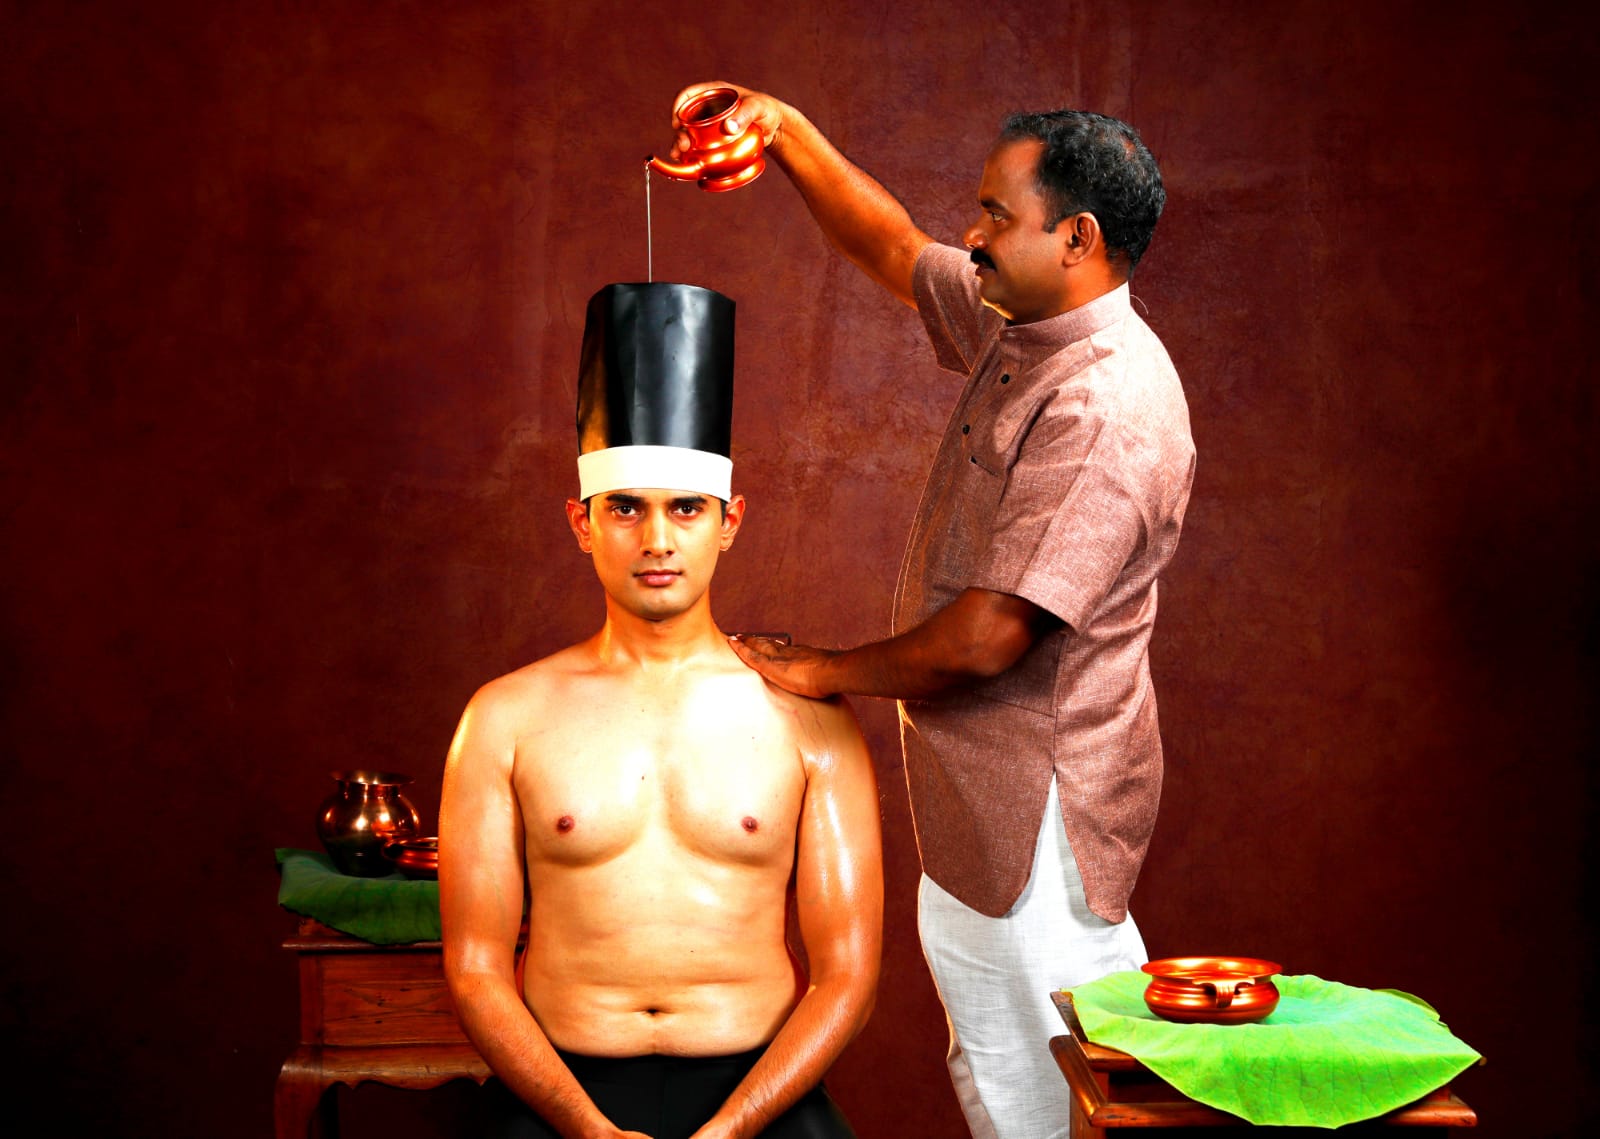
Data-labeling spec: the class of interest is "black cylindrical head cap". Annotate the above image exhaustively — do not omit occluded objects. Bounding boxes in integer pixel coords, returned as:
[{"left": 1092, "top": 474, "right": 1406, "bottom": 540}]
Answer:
[{"left": 577, "top": 283, "right": 735, "bottom": 458}]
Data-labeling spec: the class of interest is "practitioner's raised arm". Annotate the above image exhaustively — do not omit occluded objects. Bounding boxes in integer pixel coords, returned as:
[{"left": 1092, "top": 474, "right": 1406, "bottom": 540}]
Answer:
[{"left": 670, "top": 80, "right": 933, "bottom": 307}]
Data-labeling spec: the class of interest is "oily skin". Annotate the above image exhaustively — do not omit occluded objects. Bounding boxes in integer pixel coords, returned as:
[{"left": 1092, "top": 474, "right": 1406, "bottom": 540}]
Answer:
[{"left": 440, "top": 487, "right": 882, "bottom": 1139}]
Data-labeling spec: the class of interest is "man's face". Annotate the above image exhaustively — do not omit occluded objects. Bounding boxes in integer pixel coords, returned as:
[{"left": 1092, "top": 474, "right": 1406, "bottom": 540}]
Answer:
[
  {"left": 566, "top": 487, "right": 745, "bottom": 623},
  {"left": 962, "top": 139, "right": 1073, "bottom": 324}
]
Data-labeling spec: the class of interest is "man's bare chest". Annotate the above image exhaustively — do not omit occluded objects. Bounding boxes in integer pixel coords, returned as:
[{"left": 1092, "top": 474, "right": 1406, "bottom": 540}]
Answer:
[{"left": 512, "top": 688, "right": 806, "bottom": 868}]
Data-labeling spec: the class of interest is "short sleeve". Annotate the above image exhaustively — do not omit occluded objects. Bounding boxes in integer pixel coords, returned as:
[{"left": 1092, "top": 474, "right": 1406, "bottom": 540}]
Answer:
[
  {"left": 969, "top": 406, "right": 1149, "bottom": 633},
  {"left": 914, "top": 243, "right": 1001, "bottom": 375}
]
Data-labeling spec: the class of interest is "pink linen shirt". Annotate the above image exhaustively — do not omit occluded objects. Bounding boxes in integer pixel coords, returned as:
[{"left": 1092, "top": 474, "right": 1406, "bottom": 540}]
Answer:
[{"left": 897, "top": 243, "right": 1195, "bottom": 921}]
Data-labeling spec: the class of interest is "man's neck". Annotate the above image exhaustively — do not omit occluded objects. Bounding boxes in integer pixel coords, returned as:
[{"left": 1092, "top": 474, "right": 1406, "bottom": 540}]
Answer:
[
  {"left": 592, "top": 599, "right": 728, "bottom": 670},
  {"left": 1048, "top": 263, "right": 1127, "bottom": 320},
  {"left": 996, "top": 269, "right": 1127, "bottom": 326}
]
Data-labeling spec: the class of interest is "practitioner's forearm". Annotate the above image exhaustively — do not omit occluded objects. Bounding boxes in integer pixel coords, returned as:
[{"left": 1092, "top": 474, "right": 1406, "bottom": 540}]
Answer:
[
  {"left": 764, "top": 105, "right": 931, "bottom": 305},
  {"left": 814, "top": 624, "right": 992, "bottom": 701},
  {"left": 731, "top": 587, "right": 1058, "bottom": 701}
]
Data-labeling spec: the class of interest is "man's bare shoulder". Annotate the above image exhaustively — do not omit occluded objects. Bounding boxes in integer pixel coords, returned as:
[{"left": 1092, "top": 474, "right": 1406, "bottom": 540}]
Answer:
[
  {"left": 460, "top": 640, "right": 602, "bottom": 734},
  {"left": 448, "top": 642, "right": 607, "bottom": 774},
  {"left": 757, "top": 682, "right": 869, "bottom": 771}
]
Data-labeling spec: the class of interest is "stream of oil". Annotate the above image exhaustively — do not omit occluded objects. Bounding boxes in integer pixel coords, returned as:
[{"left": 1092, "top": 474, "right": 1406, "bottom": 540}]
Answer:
[{"left": 645, "top": 163, "right": 653, "bottom": 282}]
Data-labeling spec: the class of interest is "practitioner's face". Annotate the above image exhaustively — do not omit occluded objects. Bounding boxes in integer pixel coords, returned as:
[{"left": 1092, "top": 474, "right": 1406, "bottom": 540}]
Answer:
[
  {"left": 566, "top": 488, "right": 745, "bottom": 623},
  {"left": 961, "top": 139, "right": 1074, "bottom": 324}
]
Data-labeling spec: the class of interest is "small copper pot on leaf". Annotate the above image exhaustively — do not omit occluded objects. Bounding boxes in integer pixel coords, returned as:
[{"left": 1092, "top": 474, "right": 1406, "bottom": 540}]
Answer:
[
  {"left": 646, "top": 86, "right": 765, "bottom": 192},
  {"left": 1141, "top": 956, "right": 1283, "bottom": 1025}
]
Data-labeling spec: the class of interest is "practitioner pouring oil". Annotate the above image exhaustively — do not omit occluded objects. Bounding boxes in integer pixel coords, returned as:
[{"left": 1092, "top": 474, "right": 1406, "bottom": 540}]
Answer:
[{"left": 673, "top": 82, "right": 1195, "bottom": 1139}]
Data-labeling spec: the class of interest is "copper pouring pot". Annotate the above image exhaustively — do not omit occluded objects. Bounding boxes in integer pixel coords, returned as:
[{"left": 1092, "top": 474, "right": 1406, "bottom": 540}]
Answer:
[
  {"left": 646, "top": 86, "right": 765, "bottom": 192},
  {"left": 1141, "top": 956, "right": 1283, "bottom": 1025}
]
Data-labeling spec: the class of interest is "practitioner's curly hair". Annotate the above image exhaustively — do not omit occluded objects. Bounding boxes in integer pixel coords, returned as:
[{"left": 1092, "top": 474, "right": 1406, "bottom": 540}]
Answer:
[{"left": 998, "top": 110, "right": 1166, "bottom": 274}]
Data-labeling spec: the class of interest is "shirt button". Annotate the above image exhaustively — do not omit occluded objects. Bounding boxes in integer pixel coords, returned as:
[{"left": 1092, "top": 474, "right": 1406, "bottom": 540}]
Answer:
[
  {"left": 962, "top": 424, "right": 970, "bottom": 434},
  {"left": 1000, "top": 373, "right": 1011, "bottom": 384}
]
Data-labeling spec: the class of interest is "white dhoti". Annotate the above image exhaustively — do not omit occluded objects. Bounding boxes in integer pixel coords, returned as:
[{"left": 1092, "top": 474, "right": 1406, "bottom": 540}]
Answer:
[{"left": 918, "top": 778, "right": 1148, "bottom": 1139}]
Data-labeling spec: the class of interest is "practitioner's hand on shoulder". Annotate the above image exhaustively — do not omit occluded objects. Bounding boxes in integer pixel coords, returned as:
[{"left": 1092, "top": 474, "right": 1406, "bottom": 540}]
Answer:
[
  {"left": 669, "top": 80, "right": 788, "bottom": 158},
  {"left": 728, "top": 634, "right": 838, "bottom": 698}
]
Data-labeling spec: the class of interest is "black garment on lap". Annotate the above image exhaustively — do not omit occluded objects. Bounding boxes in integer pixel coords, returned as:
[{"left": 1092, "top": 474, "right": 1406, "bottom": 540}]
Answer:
[{"left": 485, "top": 1046, "right": 856, "bottom": 1139}]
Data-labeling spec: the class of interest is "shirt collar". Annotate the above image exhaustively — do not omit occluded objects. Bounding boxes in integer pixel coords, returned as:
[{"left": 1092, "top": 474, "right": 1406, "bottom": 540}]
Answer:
[{"left": 996, "top": 283, "right": 1131, "bottom": 369}]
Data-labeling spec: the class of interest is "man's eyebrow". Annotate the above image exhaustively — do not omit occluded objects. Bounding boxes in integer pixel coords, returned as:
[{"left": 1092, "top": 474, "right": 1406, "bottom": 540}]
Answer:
[
  {"left": 603, "top": 492, "right": 644, "bottom": 506},
  {"left": 669, "top": 494, "right": 709, "bottom": 509},
  {"left": 979, "top": 196, "right": 1008, "bottom": 214}
]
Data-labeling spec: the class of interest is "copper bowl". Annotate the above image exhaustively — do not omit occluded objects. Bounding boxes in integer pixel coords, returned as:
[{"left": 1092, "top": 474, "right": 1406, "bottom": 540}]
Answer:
[
  {"left": 383, "top": 836, "right": 439, "bottom": 880},
  {"left": 1141, "top": 956, "right": 1282, "bottom": 1025}
]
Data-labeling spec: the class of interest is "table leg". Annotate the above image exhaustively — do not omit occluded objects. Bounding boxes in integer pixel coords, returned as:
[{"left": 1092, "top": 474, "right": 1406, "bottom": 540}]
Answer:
[{"left": 276, "top": 1047, "right": 337, "bottom": 1139}]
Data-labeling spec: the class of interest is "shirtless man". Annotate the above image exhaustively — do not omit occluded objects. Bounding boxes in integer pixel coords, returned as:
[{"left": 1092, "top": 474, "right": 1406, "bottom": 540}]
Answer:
[{"left": 439, "top": 283, "right": 882, "bottom": 1139}]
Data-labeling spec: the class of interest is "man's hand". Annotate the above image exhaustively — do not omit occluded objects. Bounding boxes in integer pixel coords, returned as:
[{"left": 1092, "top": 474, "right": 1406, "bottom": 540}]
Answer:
[
  {"left": 669, "top": 81, "right": 787, "bottom": 159},
  {"left": 728, "top": 634, "right": 839, "bottom": 698}
]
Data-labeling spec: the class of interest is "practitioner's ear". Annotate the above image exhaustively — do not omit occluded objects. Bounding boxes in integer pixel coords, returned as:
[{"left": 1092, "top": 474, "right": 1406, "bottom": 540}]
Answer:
[
  {"left": 566, "top": 498, "right": 593, "bottom": 553},
  {"left": 1060, "top": 211, "right": 1103, "bottom": 269},
  {"left": 719, "top": 494, "right": 746, "bottom": 551}
]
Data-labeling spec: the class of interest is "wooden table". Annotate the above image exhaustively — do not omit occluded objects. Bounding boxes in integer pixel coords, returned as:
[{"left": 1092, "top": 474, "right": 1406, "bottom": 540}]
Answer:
[
  {"left": 275, "top": 919, "right": 493, "bottom": 1139},
  {"left": 1049, "top": 990, "right": 1477, "bottom": 1136}
]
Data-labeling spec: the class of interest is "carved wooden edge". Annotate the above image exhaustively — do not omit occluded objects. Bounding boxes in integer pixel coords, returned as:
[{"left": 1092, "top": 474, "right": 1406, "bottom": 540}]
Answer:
[
  {"left": 1049, "top": 1034, "right": 1113, "bottom": 1127},
  {"left": 282, "top": 915, "right": 525, "bottom": 951},
  {"left": 278, "top": 1043, "right": 494, "bottom": 1091},
  {"left": 283, "top": 917, "right": 444, "bottom": 952},
  {"left": 277, "top": 1045, "right": 496, "bottom": 1139}
]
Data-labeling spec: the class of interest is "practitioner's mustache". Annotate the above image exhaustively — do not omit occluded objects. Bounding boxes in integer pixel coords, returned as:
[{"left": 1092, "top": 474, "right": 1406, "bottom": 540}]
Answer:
[{"left": 969, "top": 249, "right": 995, "bottom": 270}]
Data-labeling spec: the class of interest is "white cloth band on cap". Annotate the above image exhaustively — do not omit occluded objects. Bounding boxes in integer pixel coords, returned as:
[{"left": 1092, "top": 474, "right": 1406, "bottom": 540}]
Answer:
[{"left": 578, "top": 445, "right": 733, "bottom": 502}]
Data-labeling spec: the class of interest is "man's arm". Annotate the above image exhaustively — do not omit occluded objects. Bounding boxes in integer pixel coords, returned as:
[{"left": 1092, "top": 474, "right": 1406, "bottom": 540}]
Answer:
[
  {"left": 729, "top": 587, "right": 1063, "bottom": 700},
  {"left": 670, "top": 81, "right": 934, "bottom": 307},
  {"left": 692, "top": 696, "right": 884, "bottom": 1139},
  {"left": 439, "top": 688, "right": 649, "bottom": 1139}
]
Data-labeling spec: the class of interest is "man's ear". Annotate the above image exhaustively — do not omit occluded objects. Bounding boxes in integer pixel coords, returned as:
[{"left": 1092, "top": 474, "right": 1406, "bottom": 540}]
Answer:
[
  {"left": 566, "top": 497, "right": 593, "bottom": 553},
  {"left": 1061, "top": 212, "right": 1103, "bottom": 268},
  {"left": 719, "top": 494, "right": 747, "bottom": 551}
]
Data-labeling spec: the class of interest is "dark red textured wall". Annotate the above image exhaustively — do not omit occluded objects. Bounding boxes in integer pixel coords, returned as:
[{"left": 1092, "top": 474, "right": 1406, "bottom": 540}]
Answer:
[{"left": 3, "top": 3, "right": 1595, "bottom": 1136}]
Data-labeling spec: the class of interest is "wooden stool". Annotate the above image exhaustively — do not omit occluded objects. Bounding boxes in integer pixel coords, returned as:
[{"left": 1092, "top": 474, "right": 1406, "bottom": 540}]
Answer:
[
  {"left": 1049, "top": 991, "right": 1476, "bottom": 1136},
  {"left": 275, "top": 919, "right": 493, "bottom": 1139}
]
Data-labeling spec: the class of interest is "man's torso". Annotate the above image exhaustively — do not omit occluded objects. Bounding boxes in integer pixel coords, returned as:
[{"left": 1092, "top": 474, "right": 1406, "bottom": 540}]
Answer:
[{"left": 492, "top": 643, "right": 812, "bottom": 1056}]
